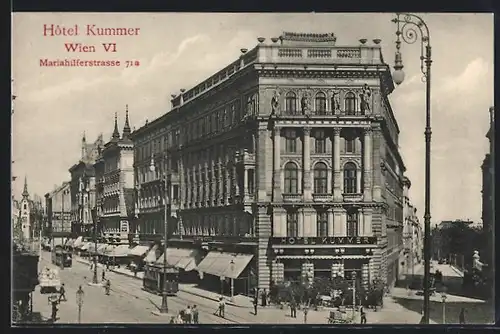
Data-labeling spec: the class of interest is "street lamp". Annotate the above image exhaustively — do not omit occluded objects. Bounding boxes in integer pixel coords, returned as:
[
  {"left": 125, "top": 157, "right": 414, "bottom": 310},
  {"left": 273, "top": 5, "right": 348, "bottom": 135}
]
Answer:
[
  {"left": 230, "top": 258, "right": 235, "bottom": 302},
  {"left": 76, "top": 285, "right": 84, "bottom": 323},
  {"left": 150, "top": 155, "right": 170, "bottom": 314},
  {"left": 440, "top": 290, "right": 447, "bottom": 324},
  {"left": 352, "top": 271, "right": 357, "bottom": 319},
  {"left": 392, "top": 12, "right": 432, "bottom": 324}
]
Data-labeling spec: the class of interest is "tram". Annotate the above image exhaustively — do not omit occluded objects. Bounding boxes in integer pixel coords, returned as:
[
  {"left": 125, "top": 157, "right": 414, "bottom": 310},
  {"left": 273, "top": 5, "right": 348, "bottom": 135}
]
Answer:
[
  {"left": 142, "top": 263, "right": 179, "bottom": 296},
  {"left": 51, "top": 245, "right": 73, "bottom": 268}
]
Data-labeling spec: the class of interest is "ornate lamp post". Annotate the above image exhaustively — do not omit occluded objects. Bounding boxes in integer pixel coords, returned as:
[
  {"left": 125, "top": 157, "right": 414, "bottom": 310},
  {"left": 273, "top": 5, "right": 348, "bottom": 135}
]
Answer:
[
  {"left": 230, "top": 258, "right": 235, "bottom": 302},
  {"left": 76, "top": 285, "right": 84, "bottom": 323},
  {"left": 150, "top": 155, "right": 170, "bottom": 314},
  {"left": 391, "top": 12, "right": 432, "bottom": 324}
]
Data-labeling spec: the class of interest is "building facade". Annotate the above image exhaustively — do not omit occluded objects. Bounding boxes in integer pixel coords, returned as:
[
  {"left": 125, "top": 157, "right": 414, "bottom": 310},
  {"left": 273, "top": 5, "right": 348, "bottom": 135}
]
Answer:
[
  {"left": 131, "top": 32, "right": 406, "bottom": 292},
  {"left": 481, "top": 106, "right": 494, "bottom": 277},
  {"left": 94, "top": 108, "right": 135, "bottom": 245},
  {"left": 69, "top": 133, "right": 104, "bottom": 237},
  {"left": 400, "top": 177, "right": 421, "bottom": 280},
  {"left": 44, "top": 182, "right": 71, "bottom": 245}
]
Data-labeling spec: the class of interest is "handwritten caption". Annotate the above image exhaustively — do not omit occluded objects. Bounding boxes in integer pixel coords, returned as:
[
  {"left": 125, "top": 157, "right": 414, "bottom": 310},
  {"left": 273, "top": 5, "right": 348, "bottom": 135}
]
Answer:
[{"left": 40, "top": 24, "right": 141, "bottom": 68}]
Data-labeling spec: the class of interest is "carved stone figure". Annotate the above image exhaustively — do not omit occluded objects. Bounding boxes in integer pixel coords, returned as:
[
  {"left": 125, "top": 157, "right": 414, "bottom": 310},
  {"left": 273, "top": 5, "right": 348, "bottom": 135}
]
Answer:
[
  {"left": 301, "top": 95, "right": 310, "bottom": 115},
  {"left": 360, "top": 84, "right": 372, "bottom": 113},
  {"left": 332, "top": 89, "right": 341, "bottom": 113},
  {"left": 271, "top": 90, "right": 280, "bottom": 115}
]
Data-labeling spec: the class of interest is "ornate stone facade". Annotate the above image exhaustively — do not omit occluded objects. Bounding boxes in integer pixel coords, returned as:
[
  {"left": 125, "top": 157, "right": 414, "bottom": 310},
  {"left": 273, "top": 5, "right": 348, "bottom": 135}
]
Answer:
[{"left": 130, "top": 32, "right": 406, "bottom": 293}]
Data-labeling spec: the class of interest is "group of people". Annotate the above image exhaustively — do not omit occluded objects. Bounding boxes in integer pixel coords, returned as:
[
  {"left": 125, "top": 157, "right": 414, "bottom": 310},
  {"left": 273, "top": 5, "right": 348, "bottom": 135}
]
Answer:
[{"left": 170, "top": 305, "right": 199, "bottom": 324}]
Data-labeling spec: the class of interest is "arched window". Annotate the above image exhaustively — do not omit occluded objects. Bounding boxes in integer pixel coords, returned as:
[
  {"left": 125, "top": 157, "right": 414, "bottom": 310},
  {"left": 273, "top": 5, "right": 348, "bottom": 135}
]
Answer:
[
  {"left": 314, "top": 162, "right": 328, "bottom": 194},
  {"left": 343, "top": 162, "right": 357, "bottom": 194},
  {"left": 285, "top": 92, "right": 297, "bottom": 115},
  {"left": 315, "top": 92, "right": 327, "bottom": 115},
  {"left": 287, "top": 211, "right": 299, "bottom": 237},
  {"left": 347, "top": 210, "right": 358, "bottom": 237},
  {"left": 344, "top": 92, "right": 356, "bottom": 115},
  {"left": 284, "top": 162, "right": 299, "bottom": 194}
]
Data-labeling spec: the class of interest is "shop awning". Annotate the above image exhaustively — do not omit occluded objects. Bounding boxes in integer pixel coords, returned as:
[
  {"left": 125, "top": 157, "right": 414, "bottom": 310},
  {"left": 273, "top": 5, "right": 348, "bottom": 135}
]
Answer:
[
  {"left": 129, "top": 245, "right": 150, "bottom": 257},
  {"left": 196, "top": 252, "right": 253, "bottom": 279},
  {"left": 110, "top": 244, "right": 133, "bottom": 257},
  {"left": 100, "top": 244, "right": 116, "bottom": 255},
  {"left": 64, "top": 239, "right": 75, "bottom": 248},
  {"left": 96, "top": 243, "right": 107, "bottom": 254},
  {"left": 73, "top": 236, "right": 84, "bottom": 248},
  {"left": 80, "top": 242, "right": 91, "bottom": 251},
  {"left": 144, "top": 244, "right": 160, "bottom": 263},
  {"left": 155, "top": 248, "right": 200, "bottom": 271}
]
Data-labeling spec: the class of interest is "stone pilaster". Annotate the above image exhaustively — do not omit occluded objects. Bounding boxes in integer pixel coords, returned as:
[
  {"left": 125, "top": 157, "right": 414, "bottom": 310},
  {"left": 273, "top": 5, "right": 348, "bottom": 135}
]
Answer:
[
  {"left": 363, "top": 128, "right": 373, "bottom": 201},
  {"left": 362, "top": 207, "right": 373, "bottom": 236},
  {"left": 256, "top": 124, "right": 269, "bottom": 202},
  {"left": 333, "top": 127, "right": 342, "bottom": 201},
  {"left": 303, "top": 127, "right": 312, "bottom": 201},
  {"left": 256, "top": 205, "right": 271, "bottom": 290},
  {"left": 333, "top": 207, "right": 345, "bottom": 236},
  {"left": 273, "top": 126, "right": 282, "bottom": 201},
  {"left": 327, "top": 208, "right": 334, "bottom": 237},
  {"left": 372, "top": 125, "right": 382, "bottom": 201},
  {"left": 272, "top": 207, "right": 286, "bottom": 237}
]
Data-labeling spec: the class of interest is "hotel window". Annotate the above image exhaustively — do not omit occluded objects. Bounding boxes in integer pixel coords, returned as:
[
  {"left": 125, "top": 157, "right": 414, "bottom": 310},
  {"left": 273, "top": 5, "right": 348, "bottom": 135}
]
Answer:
[
  {"left": 345, "top": 137, "right": 356, "bottom": 153},
  {"left": 284, "top": 129, "right": 297, "bottom": 153},
  {"left": 284, "top": 162, "right": 299, "bottom": 194},
  {"left": 317, "top": 211, "right": 328, "bottom": 237},
  {"left": 315, "top": 92, "right": 327, "bottom": 115},
  {"left": 286, "top": 211, "right": 299, "bottom": 237},
  {"left": 343, "top": 162, "right": 357, "bottom": 193},
  {"left": 347, "top": 210, "right": 358, "bottom": 237},
  {"left": 344, "top": 92, "right": 357, "bottom": 115},
  {"left": 248, "top": 169, "right": 255, "bottom": 194},
  {"left": 315, "top": 130, "right": 326, "bottom": 153},
  {"left": 285, "top": 92, "right": 297, "bottom": 115},
  {"left": 313, "top": 162, "right": 328, "bottom": 194}
]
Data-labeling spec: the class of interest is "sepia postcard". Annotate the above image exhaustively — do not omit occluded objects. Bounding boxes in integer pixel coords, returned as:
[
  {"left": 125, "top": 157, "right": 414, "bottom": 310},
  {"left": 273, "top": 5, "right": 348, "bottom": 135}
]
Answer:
[{"left": 11, "top": 12, "right": 495, "bottom": 325}]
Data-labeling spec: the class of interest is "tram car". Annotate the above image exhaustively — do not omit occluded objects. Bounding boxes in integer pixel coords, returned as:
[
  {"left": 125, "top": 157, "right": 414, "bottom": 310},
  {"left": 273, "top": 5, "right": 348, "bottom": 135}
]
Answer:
[
  {"left": 39, "top": 267, "right": 61, "bottom": 294},
  {"left": 142, "top": 263, "right": 179, "bottom": 296},
  {"left": 51, "top": 245, "right": 73, "bottom": 268}
]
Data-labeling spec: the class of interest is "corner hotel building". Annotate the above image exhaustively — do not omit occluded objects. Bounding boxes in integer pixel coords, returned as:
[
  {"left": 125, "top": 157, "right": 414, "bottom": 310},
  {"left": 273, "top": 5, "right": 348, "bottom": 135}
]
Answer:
[{"left": 130, "top": 32, "right": 405, "bottom": 294}]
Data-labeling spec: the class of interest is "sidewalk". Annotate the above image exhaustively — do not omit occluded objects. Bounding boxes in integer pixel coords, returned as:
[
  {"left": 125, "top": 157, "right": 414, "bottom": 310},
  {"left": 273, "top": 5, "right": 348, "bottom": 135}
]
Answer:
[{"left": 74, "top": 256, "right": 250, "bottom": 308}]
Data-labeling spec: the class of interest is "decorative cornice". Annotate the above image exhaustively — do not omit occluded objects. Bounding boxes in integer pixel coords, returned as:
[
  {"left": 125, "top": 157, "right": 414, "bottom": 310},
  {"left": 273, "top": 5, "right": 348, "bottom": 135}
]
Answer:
[{"left": 255, "top": 68, "right": 383, "bottom": 79}]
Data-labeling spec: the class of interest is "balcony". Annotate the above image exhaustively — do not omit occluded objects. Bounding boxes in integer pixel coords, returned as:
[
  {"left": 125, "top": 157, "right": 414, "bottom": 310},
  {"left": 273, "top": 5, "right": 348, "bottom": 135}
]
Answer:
[
  {"left": 312, "top": 193, "right": 333, "bottom": 202},
  {"left": 282, "top": 193, "right": 302, "bottom": 203},
  {"left": 342, "top": 192, "right": 363, "bottom": 202}
]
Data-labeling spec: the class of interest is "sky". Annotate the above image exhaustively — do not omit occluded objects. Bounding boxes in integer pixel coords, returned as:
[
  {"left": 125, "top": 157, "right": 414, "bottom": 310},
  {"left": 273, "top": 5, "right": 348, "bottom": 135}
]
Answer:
[{"left": 11, "top": 13, "right": 493, "bottom": 225}]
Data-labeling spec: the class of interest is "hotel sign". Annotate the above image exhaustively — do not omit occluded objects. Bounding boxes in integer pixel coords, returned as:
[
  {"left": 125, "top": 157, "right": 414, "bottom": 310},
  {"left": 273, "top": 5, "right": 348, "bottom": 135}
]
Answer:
[{"left": 271, "top": 236, "right": 377, "bottom": 246}]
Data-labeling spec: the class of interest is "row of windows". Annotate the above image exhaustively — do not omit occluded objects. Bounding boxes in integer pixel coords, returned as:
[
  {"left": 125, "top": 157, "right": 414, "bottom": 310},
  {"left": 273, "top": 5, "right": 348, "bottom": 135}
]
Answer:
[
  {"left": 284, "top": 162, "right": 358, "bottom": 194},
  {"left": 283, "top": 91, "right": 361, "bottom": 115},
  {"left": 285, "top": 210, "right": 360, "bottom": 237},
  {"left": 283, "top": 129, "right": 357, "bottom": 154}
]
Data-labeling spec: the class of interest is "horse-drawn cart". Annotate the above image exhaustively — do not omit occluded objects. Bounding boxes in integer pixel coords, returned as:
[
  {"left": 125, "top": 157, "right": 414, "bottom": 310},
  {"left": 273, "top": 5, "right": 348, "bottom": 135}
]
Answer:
[{"left": 327, "top": 309, "right": 355, "bottom": 324}]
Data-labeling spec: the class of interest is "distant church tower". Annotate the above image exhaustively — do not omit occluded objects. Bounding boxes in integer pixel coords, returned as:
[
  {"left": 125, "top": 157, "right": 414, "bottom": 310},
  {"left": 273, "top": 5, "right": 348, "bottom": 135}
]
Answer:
[{"left": 19, "top": 176, "right": 31, "bottom": 240}]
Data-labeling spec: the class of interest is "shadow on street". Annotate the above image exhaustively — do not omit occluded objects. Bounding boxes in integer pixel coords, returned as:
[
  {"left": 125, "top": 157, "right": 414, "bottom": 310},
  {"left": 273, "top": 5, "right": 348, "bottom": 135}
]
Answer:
[{"left": 392, "top": 297, "right": 494, "bottom": 324}]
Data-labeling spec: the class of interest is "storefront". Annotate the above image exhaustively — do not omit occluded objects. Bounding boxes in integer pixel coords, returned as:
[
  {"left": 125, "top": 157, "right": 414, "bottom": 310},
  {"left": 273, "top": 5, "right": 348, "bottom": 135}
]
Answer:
[
  {"left": 169, "top": 236, "right": 258, "bottom": 296},
  {"left": 128, "top": 243, "right": 152, "bottom": 271},
  {"left": 154, "top": 247, "right": 201, "bottom": 282},
  {"left": 270, "top": 237, "right": 378, "bottom": 287}
]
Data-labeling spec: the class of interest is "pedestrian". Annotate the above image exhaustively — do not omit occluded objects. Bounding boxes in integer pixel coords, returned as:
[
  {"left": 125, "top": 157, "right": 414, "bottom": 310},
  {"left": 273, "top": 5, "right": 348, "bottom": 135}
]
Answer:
[
  {"left": 303, "top": 304, "right": 309, "bottom": 324},
  {"left": 218, "top": 297, "right": 225, "bottom": 318},
  {"left": 51, "top": 301, "right": 58, "bottom": 322},
  {"left": 90, "top": 262, "right": 93, "bottom": 271},
  {"left": 176, "top": 312, "right": 184, "bottom": 324},
  {"left": 169, "top": 316, "right": 176, "bottom": 324},
  {"left": 58, "top": 283, "right": 66, "bottom": 302},
  {"left": 185, "top": 305, "right": 192, "bottom": 324},
  {"left": 192, "top": 305, "right": 199, "bottom": 324},
  {"left": 290, "top": 299, "right": 297, "bottom": 318},
  {"left": 459, "top": 308, "right": 466, "bottom": 324},
  {"left": 102, "top": 269, "right": 106, "bottom": 281},
  {"left": 253, "top": 296, "right": 258, "bottom": 315},
  {"left": 105, "top": 279, "right": 111, "bottom": 295},
  {"left": 360, "top": 305, "right": 367, "bottom": 324},
  {"left": 261, "top": 289, "right": 267, "bottom": 307}
]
